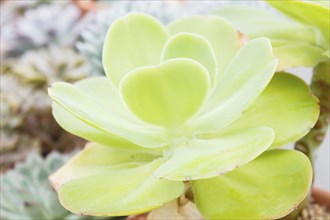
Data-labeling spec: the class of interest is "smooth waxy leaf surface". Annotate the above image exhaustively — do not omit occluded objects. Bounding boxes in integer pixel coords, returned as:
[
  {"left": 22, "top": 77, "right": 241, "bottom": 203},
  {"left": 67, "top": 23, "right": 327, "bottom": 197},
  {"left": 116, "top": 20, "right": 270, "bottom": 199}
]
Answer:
[
  {"left": 50, "top": 143, "right": 160, "bottom": 189},
  {"left": 215, "top": 6, "right": 326, "bottom": 69},
  {"left": 168, "top": 15, "right": 239, "bottom": 79},
  {"left": 215, "top": 73, "right": 319, "bottom": 148},
  {"left": 153, "top": 127, "right": 274, "bottom": 180},
  {"left": 161, "top": 33, "right": 218, "bottom": 84},
  {"left": 120, "top": 58, "right": 210, "bottom": 128},
  {"left": 310, "top": 0, "right": 330, "bottom": 8},
  {"left": 103, "top": 13, "right": 169, "bottom": 85},
  {"left": 190, "top": 38, "right": 277, "bottom": 134},
  {"left": 53, "top": 103, "right": 142, "bottom": 150},
  {"left": 272, "top": 41, "right": 326, "bottom": 70},
  {"left": 193, "top": 150, "right": 312, "bottom": 219},
  {"left": 49, "top": 81, "right": 169, "bottom": 148},
  {"left": 51, "top": 143, "right": 183, "bottom": 216},
  {"left": 266, "top": 0, "right": 330, "bottom": 48},
  {"left": 52, "top": 77, "right": 148, "bottom": 150}
]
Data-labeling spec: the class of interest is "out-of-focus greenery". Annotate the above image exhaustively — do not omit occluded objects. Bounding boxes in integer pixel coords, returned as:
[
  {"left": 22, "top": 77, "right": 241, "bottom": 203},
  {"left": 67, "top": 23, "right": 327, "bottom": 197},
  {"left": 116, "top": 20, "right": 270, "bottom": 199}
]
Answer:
[
  {"left": 1, "top": 1, "right": 82, "bottom": 59},
  {"left": 0, "top": 151, "right": 121, "bottom": 220},
  {"left": 0, "top": 46, "right": 89, "bottom": 171}
]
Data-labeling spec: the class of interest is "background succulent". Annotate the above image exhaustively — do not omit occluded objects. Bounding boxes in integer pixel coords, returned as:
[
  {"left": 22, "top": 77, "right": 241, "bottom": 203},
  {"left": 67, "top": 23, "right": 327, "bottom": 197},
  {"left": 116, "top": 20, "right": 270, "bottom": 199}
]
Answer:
[
  {"left": 1, "top": 2, "right": 82, "bottom": 59},
  {"left": 0, "top": 152, "right": 119, "bottom": 220},
  {"left": 0, "top": 46, "right": 89, "bottom": 171}
]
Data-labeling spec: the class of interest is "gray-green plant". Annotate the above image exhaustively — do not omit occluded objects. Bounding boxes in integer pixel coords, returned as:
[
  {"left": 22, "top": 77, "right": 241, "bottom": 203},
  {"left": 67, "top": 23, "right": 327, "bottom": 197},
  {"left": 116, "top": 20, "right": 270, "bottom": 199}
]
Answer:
[
  {"left": 1, "top": 3, "right": 82, "bottom": 59},
  {"left": 0, "top": 152, "right": 117, "bottom": 220},
  {"left": 0, "top": 46, "right": 88, "bottom": 171},
  {"left": 48, "top": 13, "right": 319, "bottom": 219}
]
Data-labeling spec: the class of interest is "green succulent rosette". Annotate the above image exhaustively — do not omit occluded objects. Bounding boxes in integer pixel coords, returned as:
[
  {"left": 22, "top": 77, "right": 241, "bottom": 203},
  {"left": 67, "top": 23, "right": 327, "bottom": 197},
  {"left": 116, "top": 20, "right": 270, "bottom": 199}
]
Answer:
[{"left": 49, "top": 13, "right": 319, "bottom": 219}]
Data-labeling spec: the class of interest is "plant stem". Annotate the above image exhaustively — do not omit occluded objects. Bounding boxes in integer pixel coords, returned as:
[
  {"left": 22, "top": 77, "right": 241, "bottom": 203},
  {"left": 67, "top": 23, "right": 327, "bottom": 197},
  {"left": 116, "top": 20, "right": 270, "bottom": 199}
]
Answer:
[{"left": 295, "top": 61, "right": 330, "bottom": 166}]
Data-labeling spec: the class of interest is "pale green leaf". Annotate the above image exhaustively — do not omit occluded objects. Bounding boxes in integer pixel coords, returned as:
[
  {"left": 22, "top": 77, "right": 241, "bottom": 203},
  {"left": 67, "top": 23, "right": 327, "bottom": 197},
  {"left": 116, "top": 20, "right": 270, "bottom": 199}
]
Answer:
[
  {"left": 189, "top": 38, "right": 277, "bottom": 134},
  {"left": 51, "top": 143, "right": 183, "bottom": 216},
  {"left": 153, "top": 127, "right": 274, "bottom": 181},
  {"left": 215, "top": 6, "right": 318, "bottom": 44},
  {"left": 214, "top": 73, "right": 319, "bottom": 148},
  {"left": 51, "top": 77, "right": 150, "bottom": 150},
  {"left": 120, "top": 58, "right": 210, "bottom": 129},
  {"left": 161, "top": 33, "right": 218, "bottom": 85},
  {"left": 272, "top": 40, "right": 326, "bottom": 70},
  {"left": 52, "top": 103, "right": 143, "bottom": 150},
  {"left": 215, "top": 6, "right": 326, "bottom": 69},
  {"left": 50, "top": 143, "right": 160, "bottom": 190},
  {"left": 48, "top": 80, "right": 170, "bottom": 148},
  {"left": 266, "top": 0, "right": 330, "bottom": 48},
  {"left": 103, "top": 13, "right": 169, "bottom": 86},
  {"left": 193, "top": 150, "right": 312, "bottom": 219},
  {"left": 168, "top": 15, "right": 239, "bottom": 79},
  {"left": 309, "top": 0, "right": 330, "bottom": 8}
]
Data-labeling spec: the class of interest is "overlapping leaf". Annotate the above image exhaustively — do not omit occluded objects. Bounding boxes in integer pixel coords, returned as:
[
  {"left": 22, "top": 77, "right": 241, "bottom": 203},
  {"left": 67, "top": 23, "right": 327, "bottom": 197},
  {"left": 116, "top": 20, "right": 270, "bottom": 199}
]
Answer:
[
  {"left": 51, "top": 143, "right": 183, "bottom": 216},
  {"left": 215, "top": 6, "right": 327, "bottom": 69},
  {"left": 193, "top": 150, "right": 312, "bottom": 219}
]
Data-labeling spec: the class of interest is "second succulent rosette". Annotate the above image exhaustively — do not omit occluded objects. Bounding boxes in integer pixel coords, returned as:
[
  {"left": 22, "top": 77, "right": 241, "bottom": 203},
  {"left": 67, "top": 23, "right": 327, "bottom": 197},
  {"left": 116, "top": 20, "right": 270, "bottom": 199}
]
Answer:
[{"left": 49, "top": 13, "right": 319, "bottom": 219}]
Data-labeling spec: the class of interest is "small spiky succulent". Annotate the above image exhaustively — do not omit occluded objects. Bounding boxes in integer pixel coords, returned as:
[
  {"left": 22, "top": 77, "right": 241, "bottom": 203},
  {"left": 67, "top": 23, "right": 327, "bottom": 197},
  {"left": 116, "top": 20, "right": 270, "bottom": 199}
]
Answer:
[
  {"left": 0, "top": 46, "right": 89, "bottom": 171},
  {"left": 77, "top": 0, "right": 185, "bottom": 75},
  {"left": 1, "top": 2, "right": 82, "bottom": 59},
  {"left": 0, "top": 152, "right": 116, "bottom": 220}
]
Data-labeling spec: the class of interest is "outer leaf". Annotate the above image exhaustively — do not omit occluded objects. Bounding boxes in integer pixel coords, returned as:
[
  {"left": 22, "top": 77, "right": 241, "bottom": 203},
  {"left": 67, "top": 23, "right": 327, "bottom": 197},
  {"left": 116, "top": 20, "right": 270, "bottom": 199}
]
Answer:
[
  {"left": 120, "top": 58, "right": 210, "bottom": 128},
  {"left": 193, "top": 150, "right": 312, "bottom": 220},
  {"left": 48, "top": 80, "right": 170, "bottom": 148},
  {"left": 168, "top": 15, "right": 239, "bottom": 79},
  {"left": 51, "top": 143, "right": 184, "bottom": 216},
  {"left": 153, "top": 127, "right": 274, "bottom": 181},
  {"left": 215, "top": 6, "right": 318, "bottom": 44},
  {"left": 161, "top": 33, "right": 218, "bottom": 84},
  {"left": 272, "top": 40, "right": 326, "bottom": 70},
  {"left": 215, "top": 6, "right": 326, "bottom": 69},
  {"left": 310, "top": 0, "right": 330, "bottom": 8},
  {"left": 50, "top": 143, "right": 159, "bottom": 192},
  {"left": 214, "top": 73, "right": 319, "bottom": 148},
  {"left": 266, "top": 0, "right": 330, "bottom": 47},
  {"left": 51, "top": 77, "right": 149, "bottom": 150},
  {"left": 103, "top": 13, "right": 169, "bottom": 86},
  {"left": 190, "top": 38, "right": 277, "bottom": 134},
  {"left": 53, "top": 103, "right": 142, "bottom": 150}
]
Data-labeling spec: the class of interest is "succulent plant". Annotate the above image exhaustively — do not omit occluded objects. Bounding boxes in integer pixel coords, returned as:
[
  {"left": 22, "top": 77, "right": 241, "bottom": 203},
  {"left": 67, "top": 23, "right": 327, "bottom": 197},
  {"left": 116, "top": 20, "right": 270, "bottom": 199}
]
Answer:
[
  {"left": 0, "top": 152, "right": 71, "bottom": 219},
  {"left": 76, "top": 0, "right": 185, "bottom": 75},
  {"left": 49, "top": 13, "right": 319, "bottom": 219},
  {"left": 0, "top": 152, "right": 118, "bottom": 220},
  {"left": 1, "top": 3, "right": 82, "bottom": 59},
  {"left": 0, "top": 46, "right": 89, "bottom": 171}
]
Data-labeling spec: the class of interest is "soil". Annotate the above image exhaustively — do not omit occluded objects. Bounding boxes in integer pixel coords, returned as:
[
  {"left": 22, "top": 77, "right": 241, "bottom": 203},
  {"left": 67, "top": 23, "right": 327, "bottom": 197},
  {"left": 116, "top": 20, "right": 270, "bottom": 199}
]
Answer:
[
  {"left": 128, "top": 188, "right": 330, "bottom": 220},
  {"left": 298, "top": 200, "right": 330, "bottom": 220}
]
